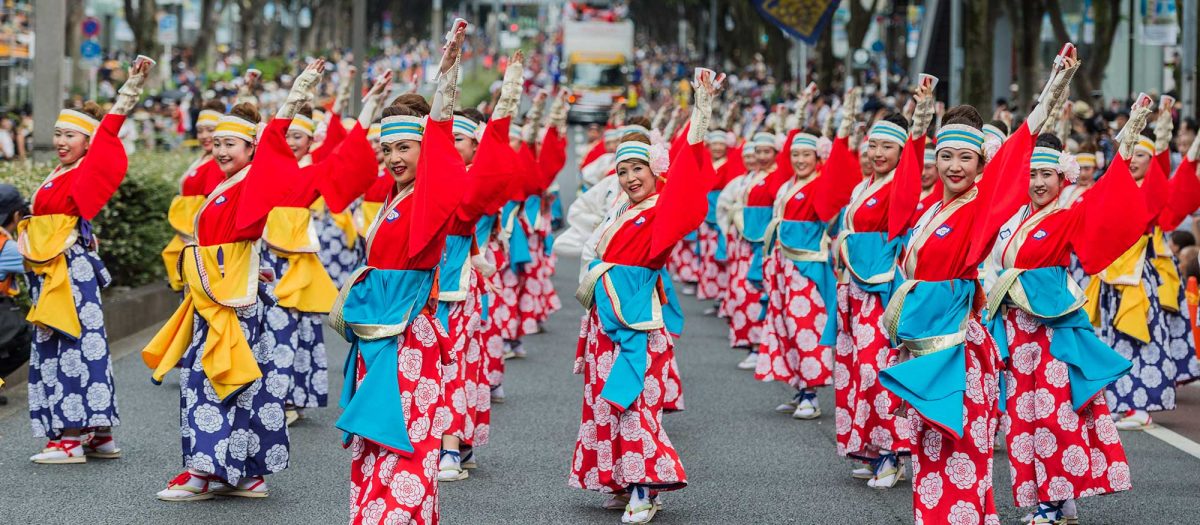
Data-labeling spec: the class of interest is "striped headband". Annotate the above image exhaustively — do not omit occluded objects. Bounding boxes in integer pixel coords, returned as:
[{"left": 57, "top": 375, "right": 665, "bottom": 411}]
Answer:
[
  {"left": 380, "top": 115, "right": 425, "bottom": 144},
  {"left": 55, "top": 109, "right": 99, "bottom": 136},
  {"left": 213, "top": 115, "right": 258, "bottom": 143},
  {"left": 368, "top": 123, "right": 381, "bottom": 141},
  {"left": 453, "top": 116, "right": 480, "bottom": 139},
  {"left": 868, "top": 120, "right": 907, "bottom": 145},
  {"left": 742, "top": 144, "right": 757, "bottom": 159},
  {"left": 196, "top": 109, "right": 223, "bottom": 128},
  {"left": 289, "top": 114, "right": 316, "bottom": 137},
  {"left": 790, "top": 133, "right": 819, "bottom": 152},
  {"left": 934, "top": 124, "right": 984, "bottom": 154},
  {"left": 982, "top": 123, "right": 1006, "bottom": 144},
  {"left": 923, "top": 148, "right": 936, "bottom": 165},
  {"left": 604, "top": 129, "right": 622, "bottom": 140},
  {"left": 509, "top": 125, "right": 523, "bottom": 139},
  {"left": 622, "top": 124, "right": 650, "bottom": 136},
  {"left": 1030, "top": 147, "right": 1061, "bottom": 170},
  {"left": 615, "top": 141, "right": 651, "bottom": 164},
  {"left": 705, "top": 130, "right": 731, "bottom": 145},
  {"left": 1134, "top": 137, "right": 1155, "bottom": 156},
  {"left": 1075, "top": 153, "right": 1096, "bottom": 167},
  {"left": 751, "top": 132, "right": 778, "bottom": 149}
]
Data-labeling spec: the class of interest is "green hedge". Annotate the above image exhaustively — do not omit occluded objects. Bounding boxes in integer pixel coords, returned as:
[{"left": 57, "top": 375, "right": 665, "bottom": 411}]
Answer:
[{"left": 3, "top": 151, "right": 195, "bottom": 290}]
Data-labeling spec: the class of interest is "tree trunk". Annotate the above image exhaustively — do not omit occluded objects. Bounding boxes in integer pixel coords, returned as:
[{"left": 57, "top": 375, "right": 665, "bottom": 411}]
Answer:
[
  {"left": 847, "top": 0, "right": 883, "bottom": 49},
  {"left": 1079, "top": 0, "right": 1121, "bottom": 100},
  {"left": 816, "top": 20, "right": 836, "bottom": 91},
  {"left": 123, "top": 0, "right": 160, "bottom": 58},
  {"left": 65, "top": 1, "right": 86, "bottom": 94},
  {"left": 193, "top": 0, "right": 223, "bottom": 69},
  {"left": 1007, "top": 0, "right": 1045, "bottom": 112},
  {"left": 962, "top": 0, "right": 995, "bottom": 109}
]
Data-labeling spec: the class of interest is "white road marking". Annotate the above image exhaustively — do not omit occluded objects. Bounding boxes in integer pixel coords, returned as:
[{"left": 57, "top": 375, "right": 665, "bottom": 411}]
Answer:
[{"left": 1144, "top": 425, "right": 1200, "bottom": 461}]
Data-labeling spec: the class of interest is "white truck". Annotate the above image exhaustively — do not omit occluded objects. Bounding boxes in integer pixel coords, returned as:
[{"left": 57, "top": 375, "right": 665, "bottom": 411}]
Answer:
[{"left": 561, "top": 18, "right": 634, "bottom": 123}]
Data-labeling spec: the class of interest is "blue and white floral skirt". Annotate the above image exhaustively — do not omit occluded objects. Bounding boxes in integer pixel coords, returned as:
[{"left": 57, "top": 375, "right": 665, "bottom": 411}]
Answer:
[
  {"left": 26, "top": 242, "right": 119, "bottom": 439},
  {"left": 315, "top": 210, "right": 363, "bottom": 289},
  {"left": 178, "top": 284, "right": 290, "bottom": 485},
  {"left": 261, "top": 249, "right": 329, "bottom": 409},
  {"left": 1101, "top": 254, "right": 1200, "bottom": 412}
]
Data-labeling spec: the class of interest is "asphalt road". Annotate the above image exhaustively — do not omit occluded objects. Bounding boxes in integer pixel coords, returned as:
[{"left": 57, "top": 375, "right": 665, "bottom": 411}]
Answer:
[{"left": 1, "top": 127, "right": 1198, "bottom": 524}]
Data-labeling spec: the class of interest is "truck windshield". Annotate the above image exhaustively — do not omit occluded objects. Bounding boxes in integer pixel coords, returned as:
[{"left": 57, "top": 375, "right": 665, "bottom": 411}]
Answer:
[{"left": 572, "top": 63, "right": 624, "bottom": 88}]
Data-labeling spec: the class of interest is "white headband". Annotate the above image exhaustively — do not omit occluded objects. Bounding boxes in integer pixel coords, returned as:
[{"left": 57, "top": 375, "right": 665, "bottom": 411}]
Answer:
[
  {"left": 212, "top": 115, "right": 258, "bottom": 143},
  {"left": 380, "top": 115, "right": 425, "bottom": 144},
  {"left": 55, "top": 109, "right": 100, "bottom": 136},
  {"left": 868, "top": 120, "right": 907, "bottom": 145}
]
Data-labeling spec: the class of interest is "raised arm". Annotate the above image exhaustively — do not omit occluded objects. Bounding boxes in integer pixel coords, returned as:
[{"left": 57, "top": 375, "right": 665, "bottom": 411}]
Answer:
[
  {"left": 277, "top": 59, "right": 324, "bottom": 121},
  {"left": 886, "top": 84, "right": 933, "bottom": 240},
  {"left": 333, "top": 65, "right": 357, "bottom": 117},
  {"left": 430, "top": 25, "right": 466, "bottom": 122},
  {"left": 109, "top": 57, "right": 153, "bottom": 116},
  {"left": 650, "top": 69, "right": 721, "bottom": 259},
  {"left": 491, "top": 51, "right": 524, "bottom": 121},
  {"left": 1071, "top": 155, "right": 1150, "bottom": 273}
]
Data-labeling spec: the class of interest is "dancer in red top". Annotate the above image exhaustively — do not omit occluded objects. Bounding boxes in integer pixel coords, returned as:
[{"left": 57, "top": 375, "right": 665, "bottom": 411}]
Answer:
[
  {"left": 162, "top": 98, "right": 227, "bottom": 291},
  {"left": 23, "top": 57, "right": 153, "bottom": 465}
]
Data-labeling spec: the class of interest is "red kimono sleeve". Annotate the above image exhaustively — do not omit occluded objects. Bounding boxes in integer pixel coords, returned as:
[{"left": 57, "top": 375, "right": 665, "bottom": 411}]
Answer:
[
  {"left": 886, "top": 134, "right": 927, "bottom": 240},
  {"left": 717, "top": 146, "right": 747, "bottom": 190},
  {"left": 814, "top": 137, "right": 861, "bottom": 222},
  {"left": 649, "top": 141, "right": 718, "bottom": 260},
  {"left": 581, "top": 139, "right": 606, "bottom": 169},
  {"left": 537, "top": 127, "right": 568, "bottom": 193},
  {"left": 1158, "top": 158, "right": 1200, "bottom": 231},
  {"left": 1155, "top": 150, "right": 1172, "bottom": 179},
  {"left": 310, "top": 124, "right": 379, "bottom": 212},
  {"left": 311, "top": 111, "right": 347, "bottom": 163},
  {"left": 1139, "top": 155, "right": 1169, "bottom": 230},
  {"left": 516, "top": 143, "right": 541, "bottom": 199},
  {"left": 1070, "top": 157, "right": 1151, "bottom": 274},
  {"left": 964, "top": 125, "right": 1034, "bottom": 265},
  {"left": 408, "top": 117, "right": 468, "bottom": 255},
  {"left": 72, "top": 114, "right": 129, "bottom": 220},
  {"left": 747, "top": 129, "right": 800, "bottom": 207},
  {"left": 459, "top": 117, "right": 517, "bottom": 222},
  {"left": 235, "top": 118, "right": 303, "bottom": 230}
]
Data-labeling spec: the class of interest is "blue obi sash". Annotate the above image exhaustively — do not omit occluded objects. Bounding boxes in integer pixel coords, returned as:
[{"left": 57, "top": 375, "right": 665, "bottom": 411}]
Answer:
[
  {"left": 475, "top": 214, "right": 497, "bottom": 248},
  {"left": 577, "top": 260, "right": 669, "bottom": 411},
  {"left": 705, "top": 191, "right": 728, "bottom": 262},
  {"left": 657, "top": 268, "right": 685, "bottom": 337},
  {"left": 772, "top": 220, "right": 838, "bottom": 346},
  {"left": 550, "top": 190, "right": 563, "bottom": 221},
  {"left": 523, "top": 194, "right": 542, "bottom": 227},
  {"left": 743, "top": 206, "right": 773, "bottom": 295},
  {"left": 434, "top": 234, "right": 474, "bottom": 327},
  {"left": 877, "top": 279, "right": 975, "bottom": 438},
  {"left": 840, "top": 231, "right": 906, "bottom": 305},
  {"left": 502, "top": 200, "right": 532, "bottom": 267},
  {"left": 985, "top": 267, "right": 1132, "bottom": 414},
  {"left": 333, "top": 268, "right": 436, "bottom": 455}
]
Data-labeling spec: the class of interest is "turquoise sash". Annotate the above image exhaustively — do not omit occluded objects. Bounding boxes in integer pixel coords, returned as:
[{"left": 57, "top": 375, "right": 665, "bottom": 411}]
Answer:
[
  {"left": 705, "top": 191, "right": 728, "bottom": 262},
  {"left": 775, "top": 220, "right": 839, "bottom": 346},
  {"left": 475, "top": 214, "right": 497, "bottom": 248},
  {"left": 878, "top": 279, "right": 975, "bottom": 438},
  {"left": 986, "top": 267, "right": 1132, "bottom": 413},
  {"left": 503, "top": 200, "right": 531, "bottom": 267},
  {"left": 841, "top": 231, "right": 906, "bottom": 305},
  {"left": 658, "top": 268, "right": 685, "bottom": 337},
  {"left": 334, "top": 268, "right": 436, "bottom": 455},
  {"left": 743, "top": 206, "right": 773, "bottom": 293},
  {"left": 434, "top": 234, "right": 473, "bottom": 327},
  {"left": 586, "top": 260, "right": 667, "bottom": 410},
  {"left": 523, "top": 194, "right": 542, "bottom": 226}
]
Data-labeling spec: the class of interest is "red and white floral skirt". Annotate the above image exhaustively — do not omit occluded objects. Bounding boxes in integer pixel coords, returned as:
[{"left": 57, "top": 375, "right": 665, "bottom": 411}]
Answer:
[{"left": 755, "top": 251, "right": 833, "bottom": 389}]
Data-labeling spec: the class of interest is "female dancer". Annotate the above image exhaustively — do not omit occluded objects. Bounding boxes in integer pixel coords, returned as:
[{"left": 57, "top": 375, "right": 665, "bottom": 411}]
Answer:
[
  {"left": 162, "top": 99, "right": 227, "bottom": 292},
  {"left": 332, "top": 24, "right": 466, "bottom": 524},
  {"left": 832, "top": 104, "right": 923, "bottom": 487},
  {"left": 723, "top": 130, "right": 779, "bottom": 367},
  {"left": 695, "top": 128, "right": 741, "bottom": 305},
  {"left": 878, "top": 52, "right": 1077, "bottom": 523},
  {"left": 142, "top": 59, "right": 347, "bottom": 500},
  {"left": 436, "top": 57, "right": 529, "bottom": 481},
  {"left": 23, "top": 57, "right": 152, "bottom": 464},
  {"left": 757, "top": 89, "right": 860, "bottom": 419},
  {"left": 1087, "top": 103, "right": 1200, "bottom": 429},
  {"left": 262, "top": 72, "right": 382, "bottom": 424},
  {"left": 309, "top": 69, "right": 367, "bottom": 289},
  {"left": 569, "top": 68, "right": 719, "bottom": 524},
  {"left": 985, "top": 129, "right": 1141, "bottom": 523},
  {"left": 716, "top": 142, "right": 760, "bottom": 332}
]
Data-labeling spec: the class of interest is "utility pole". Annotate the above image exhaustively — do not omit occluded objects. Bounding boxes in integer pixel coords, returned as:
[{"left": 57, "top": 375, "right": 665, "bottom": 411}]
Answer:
[
  {"left": 352, "top": 0, "right": 366, "bottom": 115},
  {"left": 433, "top": 0, "right": 444, "bottom": 46},
  {"left": 707, "top": 0, "right": 717, "bottom": 63},
  {"left": 32, "top": 0, "right": 66, "bottom": 162}
]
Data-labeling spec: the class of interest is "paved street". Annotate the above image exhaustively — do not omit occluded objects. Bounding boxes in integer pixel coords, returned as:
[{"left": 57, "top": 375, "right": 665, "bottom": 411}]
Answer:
[
  {"left": 2, "top": 253, "right": 1200, "bottom": 524},
  {"left": 2, "top": 129, "right": 1199, "bottom": 524}
]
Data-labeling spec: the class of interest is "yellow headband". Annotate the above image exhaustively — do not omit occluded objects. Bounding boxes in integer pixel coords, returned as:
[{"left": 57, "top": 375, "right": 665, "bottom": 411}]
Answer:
[
  {"left": 1134, "top": 137, "right": 1155, "bottom": 156},
  {"left": 55, "top": 109, "right": 99, "bottom": 136},
  {"left": 213, "top": 115, "right": 258, "bottom": 143},
  {"left": 368, "top": 123, "right": 381, "bottom": 140},
  {"left": 1075, "top": 153, "right": 1096, "bottom": 167},
  {"left": 289, "top": 115, "right": 316, "bottom": 137},
  {"left": 197, "top": 109, "right": 223, "bottom": 128}
]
